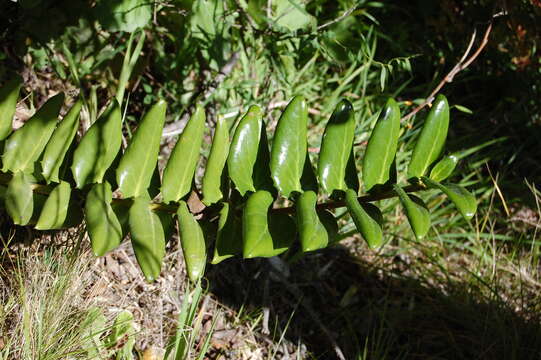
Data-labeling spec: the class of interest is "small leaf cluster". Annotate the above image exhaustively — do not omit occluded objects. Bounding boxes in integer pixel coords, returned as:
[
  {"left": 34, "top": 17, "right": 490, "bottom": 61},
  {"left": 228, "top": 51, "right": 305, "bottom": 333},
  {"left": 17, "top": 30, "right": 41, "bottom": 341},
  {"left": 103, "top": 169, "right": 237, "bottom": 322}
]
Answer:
[{"left": 0, "top": 78, "right": 476, "bottom": 282}]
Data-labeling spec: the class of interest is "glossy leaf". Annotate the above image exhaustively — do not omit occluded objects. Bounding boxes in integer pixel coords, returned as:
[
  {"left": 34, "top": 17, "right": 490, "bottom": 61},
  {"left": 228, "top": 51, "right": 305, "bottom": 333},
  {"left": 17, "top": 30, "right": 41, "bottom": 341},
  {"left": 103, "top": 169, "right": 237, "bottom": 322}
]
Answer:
[
  {"left": 429, "top": 154, "right": 458, "bottom": 182},
  {"left": 202, "top": 115, "right": 230, "bottom": 205},
  {"left": 408, "top": 95, "right": 449, "bottom": 178},
  {"left": 362, "top": 98, "right": 401, "bottom": 192},
  {"left": 300, "top": 153, "right": 318, "bottom": 192},
  {"left": 227, "top": 105, "right": 263, "bottom": 195},
  {"left": 344, "top": 149, "right": 359, "bottom": 194},
  {"left": 297, "top": 190, "right": 328, "bottom": 252},
  {"left": 41, "top": 99, "right": 83, "bottom": 183},
  {"left": 319, "top": 209, "right": 338, "bottom": 244},
  {"left": 212, "top": 202, "right": 242, "bottom": 264},
  {"left": 0, "top": 77, "right": 22, "bottom": 141},
  {"left": 252, "top": 122, "right": 275, "bottom": 194},
  {"left": 72, "top": 101, "right": 122, "bottom": 188},
  {"left": 35, "top": 181, "right": 72, "bottom": 230},
  {"left": 270, "top": 96, "right": 308, "bottom": 197},
  {"left": 242, "top": 190, "right": 279, "bottom": 258},
  {"left": 318, "top": 99, "right": 356, "bottom": 194},
  {"left": 162, "top": 106, "right": 206, "bottom": 203},
  {"left": 85, "top": 182, "right": 123, "bottom": 256},
  {"left": 130, "top": 196, "right": 166, "bottom": 281},
  {"left": 111, "top": 200, "right": 131, "bottom": 239},
  {"left": 422, "top": 176, "right": 477, "bottom": 221},
  {"left": 177, "top": 201, "right": 206, "bottom": 282},
  {"left": 344, "top": 189, "right": 383, "bottom": 249},
  {"left": 117, "top": 100, "right": 166, "bottom": 198},
  {"left": 2, "top": 93, "right": 64, "bottom": 174},
  {"left": 5, "top": 171, "right": 34, "bottom": 225},
  {"left": 393, "top": 185, "right": 430, "bottom": 239}
]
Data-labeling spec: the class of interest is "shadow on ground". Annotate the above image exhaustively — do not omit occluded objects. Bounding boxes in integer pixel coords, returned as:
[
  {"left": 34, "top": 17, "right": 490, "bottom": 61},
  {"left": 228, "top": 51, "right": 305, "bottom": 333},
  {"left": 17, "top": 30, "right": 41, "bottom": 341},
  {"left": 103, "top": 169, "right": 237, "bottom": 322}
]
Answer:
[{"left": 207, "top": 245, "right": 541, "bottom": 359}]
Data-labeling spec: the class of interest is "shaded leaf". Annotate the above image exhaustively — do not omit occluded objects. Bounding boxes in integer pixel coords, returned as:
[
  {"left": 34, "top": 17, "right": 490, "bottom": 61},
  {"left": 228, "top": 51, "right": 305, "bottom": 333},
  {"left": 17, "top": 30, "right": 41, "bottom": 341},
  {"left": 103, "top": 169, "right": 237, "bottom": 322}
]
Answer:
[
  {"left": 94, "top": 0, "right": 152, "bottom": 33},
  {"left": 72, "top": 101, "right": 122, "bottom": 188},
  {"left": 362, "top": 98, "right": 401, "bottom": 192},
  {"left": 2, "top": 93, "right": 64, "bottom": 174},
  {"left": 300, "top": 153, "right": 318, "bottom": 192},
  {"left": 270, "top": 96, "right": 308, "bottom": 197},
  {"left": 393, "top": 184, "right": 430, "bottom": 239},
  {"left": 162, "top": 106, "right": 205, "bottom": 203},
  {"left": 5, "top": 171, "right": 34, "bottom": 225},
  {"left": 344, "top": 189, "right": 383, "bottom": 249},
  {"left": 0, "top": 77, "right": 22, "bottom": 141},
  {"left": 130, "top": 196, "right": 166, "bottom": 281},
  {"left": 117, "top": 100, "right": 166, "bottom": 198},
  {"left": 202, "top": 115, "right": 230, "bottom": 205},
  {"left": 408, "top": 95, "right": 449, "bottom": 178},
  {"left": 41, "top": 99, "right": 82, "bottom": 183},
  {"left": 297, "top": 190, "right": 329, "bottom": 252},
  {"left": 212, "top": 202, "right": 242, "bottom": 264},
  {"left": 318, "top": 99, "right": 356, "bottom": 194},
  {"left": 85, "top": 182, "right": 123, "bottom": 256},
  {"left": 35, "top": 181, "right": 72, "bottom": 230},
  {"left": 177, "top": 201, "right": 207, "bottom": 282}
]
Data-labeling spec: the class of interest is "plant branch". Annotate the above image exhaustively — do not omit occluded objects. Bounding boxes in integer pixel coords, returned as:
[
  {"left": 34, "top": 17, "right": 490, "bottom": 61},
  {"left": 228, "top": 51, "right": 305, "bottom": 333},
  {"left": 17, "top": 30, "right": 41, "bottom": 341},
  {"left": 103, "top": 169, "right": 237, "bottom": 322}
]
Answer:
[{"left": 400, "top": 19, "right": 494, "bottom": 123}]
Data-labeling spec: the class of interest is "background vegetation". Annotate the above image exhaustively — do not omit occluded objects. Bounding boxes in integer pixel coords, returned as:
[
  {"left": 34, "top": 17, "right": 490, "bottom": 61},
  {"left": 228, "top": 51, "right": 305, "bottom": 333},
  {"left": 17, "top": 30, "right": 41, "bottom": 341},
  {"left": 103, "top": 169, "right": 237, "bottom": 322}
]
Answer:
[{"left": 1, "top": 0, "right": 541, "bottom": 358}]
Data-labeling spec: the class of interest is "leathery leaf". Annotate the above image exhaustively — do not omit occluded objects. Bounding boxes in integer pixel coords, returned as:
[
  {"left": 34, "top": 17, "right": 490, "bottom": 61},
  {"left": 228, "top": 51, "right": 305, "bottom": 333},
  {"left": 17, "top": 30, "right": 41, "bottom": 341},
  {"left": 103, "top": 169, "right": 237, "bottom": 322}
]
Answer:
[
  {"left": 162, "top": 106, "right": 206, "bottom": 203},
  {"left": 243, "top": 190, "right": 294, "bottom": 258},
  {"left": 429, "top": 154, "right": 458, "bottom": 182},
  {"left": 35, "top": 181, "right": 72, "bottom": 230},
  {"left": 130, "top": 196, "right": 166, "bottom": 281},
  {"left": 41, "top": 99, "right": 83, "bottom": 183},
  {"left": 2, "top": 93, "right": 64, "bottom": 174},
  {"left": 318, "top": 99, "right": 356, "bottom": 195},
  {"left": 5, "top": 171, "right": 34, "bottom": 225},
  {"left": 362, "top": 98, "right": 400, "bottom": 192},
  {"left": 177, "top": 201, "right": 206, "bottom": 282},
  {"left": 270, "top": 96, "right": 308, "bottom": 197},
  {"left": 422, "top": 176, "right": 477, "bottom": 221},
  {"left": 0, "top": 77, "right": 22, "bottom": 141},
  {"left": 72, "top": 101, "right": 122, "bottom": 188},
  {"left": 344, "top": 189, "right": 383, "bottom": 249},
  {"left": 117, "top": 100, "right": 167, "bottom": 198},
  {"left": 85, "top": 182, "right": 122, "bottom": 256},
  {"left": 408, "top": 95, "right": 449, "bottom": 179},
  {"left": 212, "top": 202, "right": 242, "bottom": 264},
  {"left": 393, "top": 184, "right": 430, "bottom": 239},
  {"left": 297, "top": 190, "right": 329, "bottom": 252},
  {"left": 202, "top": 115, "right": 230, "bottom": 205},
  {"left": 227, "top": 105, "right": 263, "bottom": 195}
]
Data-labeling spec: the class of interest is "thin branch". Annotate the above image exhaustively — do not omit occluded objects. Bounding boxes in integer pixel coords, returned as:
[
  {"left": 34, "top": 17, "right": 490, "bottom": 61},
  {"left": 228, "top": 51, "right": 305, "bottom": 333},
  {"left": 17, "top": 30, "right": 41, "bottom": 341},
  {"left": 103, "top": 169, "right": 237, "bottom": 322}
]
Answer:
[
  {"left": 316, "top": 4, "right": 358, "bottom": 31},
  {"left": 400, "top": 20, "right": 494, "bottom": 123},
  {"left": 161, "top": 52, "right": 240, "bottom": 137}
]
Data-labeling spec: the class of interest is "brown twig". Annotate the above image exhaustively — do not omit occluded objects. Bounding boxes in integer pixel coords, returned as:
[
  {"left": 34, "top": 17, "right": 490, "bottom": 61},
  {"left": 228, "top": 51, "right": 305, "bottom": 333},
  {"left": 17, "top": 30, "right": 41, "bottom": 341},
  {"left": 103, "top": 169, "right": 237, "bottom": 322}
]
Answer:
[{"left": 400, "top": 20, "right": 494, "bottom": 123}]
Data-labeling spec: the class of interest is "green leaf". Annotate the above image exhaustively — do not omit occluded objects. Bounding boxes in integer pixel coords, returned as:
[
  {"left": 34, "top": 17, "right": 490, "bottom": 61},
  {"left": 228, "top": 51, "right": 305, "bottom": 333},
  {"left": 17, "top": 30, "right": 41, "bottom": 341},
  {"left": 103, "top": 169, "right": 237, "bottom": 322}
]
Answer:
[
  {"left": 111, "top": 200, "right": 132, "bottom": 239},
  {"left": 227, "top": 105, "right": 263, "bottom": 195},
  {"left": 344, "top": 189, "right": 383, "bottom": 249},
  {"left": 35, "top": 181, "right": 72, "bottom": 230},
  {"left": 422, "top": 176, "right": 477, "bottom": 221},
  {"left": 319, "top": 209, "right": 338, "bottom": 244},
  {"left": 362, "top": 98, "right": 401, "bottom": 192},
  {"left": 252, "top": 121, "right": 276, "bottom": 194},
  {"left": 212, "top": 202, "right": 242, "bottom": 264},
  {"left": 72, "top": 101, "right": 122, "bottom": 188},
  {"left": 297, "top": 190, "right": 329, "bottom": 252},
  {"left": 117, "top": 100, "right": 167, "bottom": 198},
  {"left": 202, "top": 115, "right": 230, "bottom": 206},
  {"left": 273, "top": 0, "right": 314, "bottom": 32},
  {"left": 270, "top": 96, "right": 308, "bottom": 197},
  {"left": 94, "top": 0, "right": 152, "bottom": 33},
  {"left": 344, "top": 149, "right": 359, "bottom": 194},
  {"left": 408, "top": 95, "right": 449, "bottom": 179},
  {"left": 106, "top": 310, "right": 135, "bottom": 353},
  {"left": 162, "top": 106, "right": 206, "bottom": 203},
  {"left": 2, "top": 93, "right": 64, "bottom": 174},
  {"left": 429, "top": 154, "right": 458, "bottom": 182},
  {"left": 454, "top": 104, "right": 473, "bottom": 114},
  {"left": 318, "top": 99, "right": 356, "bottom": 195},
  {"left": 5, "top": 171, "right": 34, "bottom": 225},
  {"left": 393, "top": 185, "right": 430, "bottom": 239},
  {"left": 41, "top": 99, "right": 82, "bottom": 183},
  {"left": 0, "top": 77, "right": 22, "bottom": 141},
  {"left": 300, "top": 153, "right": 318, "bottom": 192},
  {"left": 85, "top": 182, "right": 123, "bottom": 256},
  {"left": 130, "top": 196, "right": 166, "bottom": 281},
  {"left": 177, "top": 201, "right": 207, "bottom": 282}
]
